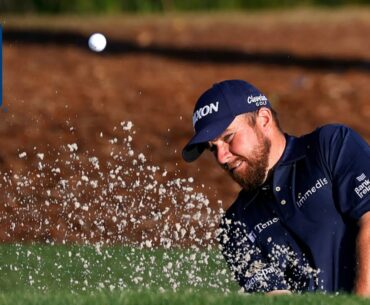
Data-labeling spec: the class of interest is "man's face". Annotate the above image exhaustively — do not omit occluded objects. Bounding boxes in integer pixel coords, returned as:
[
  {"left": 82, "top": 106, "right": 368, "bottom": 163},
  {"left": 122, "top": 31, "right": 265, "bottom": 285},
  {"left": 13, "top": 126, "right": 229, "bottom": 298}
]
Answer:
[{"left": 208, "top": 114, "right": 271, "bottom": 192}]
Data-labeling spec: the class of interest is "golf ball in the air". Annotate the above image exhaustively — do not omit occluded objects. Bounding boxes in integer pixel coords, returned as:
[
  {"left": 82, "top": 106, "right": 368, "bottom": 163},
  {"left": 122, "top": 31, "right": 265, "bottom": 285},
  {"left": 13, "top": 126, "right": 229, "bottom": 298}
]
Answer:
[{"left": 88, "top": 33, "right": 107, "bottom": 52}]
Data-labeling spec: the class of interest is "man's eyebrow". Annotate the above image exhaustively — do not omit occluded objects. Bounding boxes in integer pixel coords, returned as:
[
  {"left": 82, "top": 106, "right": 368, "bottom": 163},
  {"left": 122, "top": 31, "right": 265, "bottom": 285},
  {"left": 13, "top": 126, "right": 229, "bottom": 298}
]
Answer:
[
  {"left": 210, "top": 127, "right": 234, "bottom": 143},
  {"left": 220, "top": 127, "right": 234, "bottom": 137}
]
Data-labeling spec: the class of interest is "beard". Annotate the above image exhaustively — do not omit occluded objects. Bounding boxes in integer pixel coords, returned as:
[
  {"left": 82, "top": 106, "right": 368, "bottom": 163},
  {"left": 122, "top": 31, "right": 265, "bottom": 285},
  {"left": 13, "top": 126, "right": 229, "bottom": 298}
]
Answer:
[{"left": 226, "top": 127, "right": 271, "bottom": 192}]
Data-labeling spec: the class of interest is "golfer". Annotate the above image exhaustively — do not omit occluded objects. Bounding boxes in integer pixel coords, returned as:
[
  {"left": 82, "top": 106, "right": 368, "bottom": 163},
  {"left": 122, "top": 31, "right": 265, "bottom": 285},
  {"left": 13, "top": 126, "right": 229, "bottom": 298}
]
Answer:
[{"left": 182, "top": 79, "right": 370, "bottom": 296}]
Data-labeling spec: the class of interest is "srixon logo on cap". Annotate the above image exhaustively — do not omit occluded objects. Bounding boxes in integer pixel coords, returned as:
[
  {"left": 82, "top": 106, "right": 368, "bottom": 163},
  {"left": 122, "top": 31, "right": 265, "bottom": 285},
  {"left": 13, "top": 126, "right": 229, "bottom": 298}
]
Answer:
[{"left": 192, "top": 101, "right": 219, "bottom": 126}]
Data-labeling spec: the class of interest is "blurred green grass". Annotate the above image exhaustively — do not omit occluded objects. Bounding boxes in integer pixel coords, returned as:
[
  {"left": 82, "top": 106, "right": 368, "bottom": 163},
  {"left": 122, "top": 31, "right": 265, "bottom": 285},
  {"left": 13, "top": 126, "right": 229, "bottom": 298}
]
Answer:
[
  {"left": 0, "top": 245, "right": 368, "bottom": 304},
  {"left": 0, "top": 0, "right": 369, "bottom": 14},
  {"left": 0, "top": 290, "right": 369, "bottom": 305},
  {"left": 0, "top": 244, "right": 237, "bottom": 292}
]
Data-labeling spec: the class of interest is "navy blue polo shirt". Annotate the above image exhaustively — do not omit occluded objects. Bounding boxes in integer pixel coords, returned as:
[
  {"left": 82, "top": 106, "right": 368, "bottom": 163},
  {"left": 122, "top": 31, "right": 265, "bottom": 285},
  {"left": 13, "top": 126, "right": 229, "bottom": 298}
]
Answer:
[{"left": 218, "top": 124, "right": 370, "bottom": 293}]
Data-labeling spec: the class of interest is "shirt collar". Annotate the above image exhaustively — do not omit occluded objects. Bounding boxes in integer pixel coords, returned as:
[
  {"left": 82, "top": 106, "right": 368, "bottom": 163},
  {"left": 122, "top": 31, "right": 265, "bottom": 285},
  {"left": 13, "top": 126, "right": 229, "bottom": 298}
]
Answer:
[{"left": 278, "top": 133, "right": 308, "bottom": 166}]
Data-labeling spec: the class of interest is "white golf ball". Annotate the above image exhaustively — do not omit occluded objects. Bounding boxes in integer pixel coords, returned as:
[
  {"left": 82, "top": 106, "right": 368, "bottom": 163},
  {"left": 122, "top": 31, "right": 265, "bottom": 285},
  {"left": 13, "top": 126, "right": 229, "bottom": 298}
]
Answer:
[{"left": 88, "top": 33, "right": 107, "bottom": 52}]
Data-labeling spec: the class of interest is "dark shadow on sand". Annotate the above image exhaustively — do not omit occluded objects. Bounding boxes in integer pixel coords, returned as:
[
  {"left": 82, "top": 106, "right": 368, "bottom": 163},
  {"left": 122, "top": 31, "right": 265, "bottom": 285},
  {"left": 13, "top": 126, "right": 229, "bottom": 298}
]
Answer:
[{"left": 4, "top": 28, "right": 370, "bottom": 73}]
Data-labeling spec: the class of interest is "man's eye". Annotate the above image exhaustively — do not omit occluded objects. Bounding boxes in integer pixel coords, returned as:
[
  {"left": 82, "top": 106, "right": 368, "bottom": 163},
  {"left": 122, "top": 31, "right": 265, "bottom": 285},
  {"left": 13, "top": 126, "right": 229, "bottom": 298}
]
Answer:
[{"left": 224, "top": 133, "right": 235, "bottom": 143}]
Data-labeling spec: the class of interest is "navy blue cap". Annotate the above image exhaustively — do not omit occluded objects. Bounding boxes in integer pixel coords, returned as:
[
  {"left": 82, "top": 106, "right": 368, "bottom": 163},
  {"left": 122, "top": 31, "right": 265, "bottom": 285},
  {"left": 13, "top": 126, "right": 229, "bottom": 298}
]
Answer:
[{"left": 182, "top": 79, "right": 271, "bottom": 162}]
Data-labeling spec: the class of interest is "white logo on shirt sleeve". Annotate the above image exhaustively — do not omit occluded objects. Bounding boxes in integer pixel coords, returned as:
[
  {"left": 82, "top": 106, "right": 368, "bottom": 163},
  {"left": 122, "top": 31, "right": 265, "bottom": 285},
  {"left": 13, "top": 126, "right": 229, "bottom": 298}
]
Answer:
[
  {"left": 354, "top": 173, "right": 370, "bottom": 199},
  {"left": 356, "top": 173, "right": 366, "bottom": 182}
]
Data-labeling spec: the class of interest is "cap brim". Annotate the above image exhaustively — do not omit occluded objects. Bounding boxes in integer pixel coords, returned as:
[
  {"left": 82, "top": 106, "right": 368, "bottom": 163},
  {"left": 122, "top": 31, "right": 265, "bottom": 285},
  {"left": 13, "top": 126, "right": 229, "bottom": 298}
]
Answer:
[
  {"left": 182, "top": 142, "right": 208, "bottom": 162},
  {"left": 182, "top": 117, "right": 234, "bottom": 162}
]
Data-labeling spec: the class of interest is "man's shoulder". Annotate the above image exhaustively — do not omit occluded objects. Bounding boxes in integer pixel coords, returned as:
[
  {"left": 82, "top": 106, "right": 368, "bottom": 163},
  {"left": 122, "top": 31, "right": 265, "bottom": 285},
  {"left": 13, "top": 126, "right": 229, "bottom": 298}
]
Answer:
[
  {"left": 219, "top": 191, "right": 253, "bottom": 242},
  {"left": 313, "top": 123, "right": 353, "bottom": 139},
  {"left": 222, "top": 190, "right": 255, "bottom": 223},
  {"left": 296, "top": 124, "right": 355, "bottom": 152},
  {"left": 223, "top": 193, "right": 242, "bottom": 222},
  {"left": 303, "top": 124, "right": 352, "bottom": 141}
]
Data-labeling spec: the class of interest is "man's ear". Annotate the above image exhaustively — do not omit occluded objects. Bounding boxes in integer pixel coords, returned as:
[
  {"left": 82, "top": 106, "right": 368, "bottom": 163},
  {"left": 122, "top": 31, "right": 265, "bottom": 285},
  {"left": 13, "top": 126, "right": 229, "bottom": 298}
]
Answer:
[{"left": 256, "top": 107, "right": 273, "bottom": 131}]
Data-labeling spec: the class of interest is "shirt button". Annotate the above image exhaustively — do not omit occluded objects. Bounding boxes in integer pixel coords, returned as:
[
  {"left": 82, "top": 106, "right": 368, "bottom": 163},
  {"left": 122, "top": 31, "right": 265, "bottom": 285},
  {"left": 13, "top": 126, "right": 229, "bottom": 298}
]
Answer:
[
  {"left": 275, "top": 186, "right": 281, "bottom": 192},
  {"left": 280, "top": 199, "right": 287, "bottom": 205}
]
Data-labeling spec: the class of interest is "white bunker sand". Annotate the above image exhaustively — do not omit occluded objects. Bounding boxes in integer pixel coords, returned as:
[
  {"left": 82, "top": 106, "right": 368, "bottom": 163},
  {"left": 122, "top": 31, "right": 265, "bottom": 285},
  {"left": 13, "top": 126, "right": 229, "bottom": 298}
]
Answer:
[
  {"left": 0, "top": 121, "right": 320, "bottom": 292},
  {"left": 1, "top": 121, "right": 231, "bottom": 292}
]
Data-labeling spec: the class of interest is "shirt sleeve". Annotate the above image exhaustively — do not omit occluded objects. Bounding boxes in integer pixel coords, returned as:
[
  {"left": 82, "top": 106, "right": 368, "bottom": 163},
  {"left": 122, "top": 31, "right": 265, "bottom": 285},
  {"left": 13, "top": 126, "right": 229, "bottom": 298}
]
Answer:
[
  {"left": 318, "top": 125, "right": 370, "bottom": 220},
  {"left": 218, "top": 215, "right": 289, "bottom": 293}
]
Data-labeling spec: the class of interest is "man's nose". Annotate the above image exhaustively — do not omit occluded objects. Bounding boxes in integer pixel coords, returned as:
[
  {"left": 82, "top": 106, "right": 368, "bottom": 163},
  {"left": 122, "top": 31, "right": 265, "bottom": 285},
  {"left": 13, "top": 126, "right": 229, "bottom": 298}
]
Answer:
[{"left": 216, "top": 143, "right": 232, "bottom": 165}]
